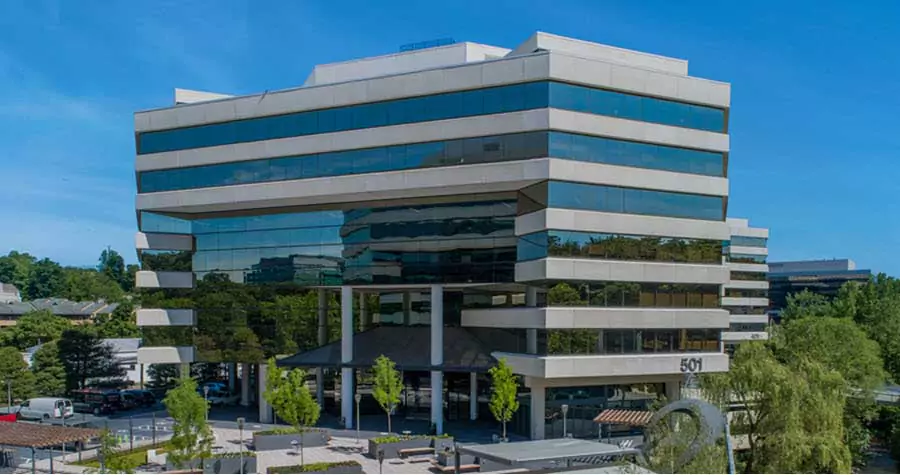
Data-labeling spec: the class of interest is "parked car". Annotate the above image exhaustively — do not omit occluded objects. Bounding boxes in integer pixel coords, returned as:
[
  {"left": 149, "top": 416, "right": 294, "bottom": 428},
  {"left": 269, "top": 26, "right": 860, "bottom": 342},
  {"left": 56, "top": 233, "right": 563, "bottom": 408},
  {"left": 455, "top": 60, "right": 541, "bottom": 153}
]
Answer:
[
  {"left": 16, "top": 398, "right": 73, "bottom": 420},
  {"left": 206, "top": 390, "right": 240, "bottom": 406},
  {"left": 199, "top": 382, "right": 227, "bottom": 395},
  {"left": 123, "top": 390, "right": 156, "bottom": 407},
  {"left": 71, "top": 389, "right": 121, "bottom": 415}
]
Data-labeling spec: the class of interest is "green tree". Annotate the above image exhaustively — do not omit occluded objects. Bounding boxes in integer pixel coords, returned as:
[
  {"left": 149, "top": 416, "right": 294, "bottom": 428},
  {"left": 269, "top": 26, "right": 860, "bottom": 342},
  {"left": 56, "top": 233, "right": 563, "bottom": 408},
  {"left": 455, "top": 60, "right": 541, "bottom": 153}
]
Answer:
[
  {"left": 98, "top": 248, "right": 128, "bottom": 293},
  {"left": 57, "top": 328, "right": 125, "bottom": 391},
  {"left": 702, "top": 342, "right": 850, "bottom": 473},
  {"left": 25, "top": 258, "right": 66, "bottom": 300},
  {"left": 0, "top": 251, "right": 36, "bottom": 292},
  {"left": 372, "top": 355, "right": 402, "bottom": 433},
  {"left": 95, "top": 429, "right": 139, "bottom": 474},
  {"left": 0, "top": 346, "right": 35, "bottom": 402},
  {"left": 0, "top": 309, "right": 72, "bottom": 350},
  {"left": 488, "top": 358, "right": 519, "bottom": 441},
  {"left": 262, "top": 357, "right": 320, "bottom": 462},
  {"left": 780, "top": 289, "right": 836, "bottom": 322},
  {"left": 62, "top": 268, "right": 124, "bottom": 302},
  {"left": 95, "top": 302, "right": 140, "bottom": 339},
  {"left": 32, "top": 342, "right": 66, "bottom": 397},
  {"left": 163, "top": 378, "right": 213, "bottom": 469},
  {"left": 146, "top": 364, "right": 180, "bottom": 389}
]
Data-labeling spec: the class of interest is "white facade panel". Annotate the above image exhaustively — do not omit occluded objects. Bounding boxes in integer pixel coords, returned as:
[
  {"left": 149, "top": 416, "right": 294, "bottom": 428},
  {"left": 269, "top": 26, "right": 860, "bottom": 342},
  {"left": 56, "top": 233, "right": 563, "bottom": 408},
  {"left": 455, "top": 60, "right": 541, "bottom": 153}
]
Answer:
[
  {"left": 137, "top": 346, "right": 195, "bottom": 365},
  {"left": 727, "top": 262, "right": 768, "bottom": 273},
  {"left": 135, "top": 271, "right": 194, "bottom": 289},
  {"left": 498, "top": 351, "right": 729, "bottom": 379},
  {"left": 548, "top": 109, "right": 729, "bottom": 153},
  {"left": 728, "top": 246, "right": 768, "bottom": 256},
  {"left": 547, "top": 158, "right": 728, "bottom": 197},
  {"left": 136, "top": 309, "right": 197, "bottom": 327},
  {"left": 515, "top": 258, "right": 729, "bottom": 285},
  {"left": 461, "top": 307, "right": 729, "bottom": 329},
  {"left": 721, "top": 297, "right": 769, "bottom": 307},
  {"left": 729, "top": 315, "right": 769, "bottom": 324},
  {"left": 516, "top": 209, "right": 730, "bottom": 240},
  {"left": 722, "top": 332, "right": 769, "bottom": 342},
  {"left": 135, "top": 232, "right": 194, "bottom": 251},
  {"left": 730, "top": 226, "right": 768, "bottom": 239}
]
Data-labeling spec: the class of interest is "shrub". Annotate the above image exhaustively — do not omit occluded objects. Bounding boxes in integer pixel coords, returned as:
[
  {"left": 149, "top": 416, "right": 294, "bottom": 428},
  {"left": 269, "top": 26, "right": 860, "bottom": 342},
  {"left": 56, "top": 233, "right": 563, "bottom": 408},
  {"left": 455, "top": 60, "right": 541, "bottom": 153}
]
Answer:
[
  {"left": 268, "top": 460, "right": 361, "bottom": 473},
  {"left": 255, "top": 427, "right": 327, "bottom": 436}
]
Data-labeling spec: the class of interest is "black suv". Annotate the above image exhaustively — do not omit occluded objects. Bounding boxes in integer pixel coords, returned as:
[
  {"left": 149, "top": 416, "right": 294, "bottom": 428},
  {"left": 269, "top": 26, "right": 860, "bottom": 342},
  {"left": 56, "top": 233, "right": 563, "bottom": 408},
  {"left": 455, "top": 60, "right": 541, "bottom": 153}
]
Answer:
[
  {"left": 71, "top": 389, "right": 121, "bottom": 415},
  {"left": 123, "top": 390, "right": 156, "bottom": 407}
]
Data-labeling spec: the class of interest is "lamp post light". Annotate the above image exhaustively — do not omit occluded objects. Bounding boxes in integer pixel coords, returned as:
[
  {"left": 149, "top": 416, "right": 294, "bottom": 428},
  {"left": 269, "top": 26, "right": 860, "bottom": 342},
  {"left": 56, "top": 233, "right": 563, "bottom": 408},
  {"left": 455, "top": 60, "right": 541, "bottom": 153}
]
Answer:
[
  {"left": 237, "top": 417, "right": 245, "bottom": 475},
  {"left": 354, "top": 393, "right": 362, "bottom": 443},
  {"left": 561, "top": 404, "right": 569, "bottom": 439}
]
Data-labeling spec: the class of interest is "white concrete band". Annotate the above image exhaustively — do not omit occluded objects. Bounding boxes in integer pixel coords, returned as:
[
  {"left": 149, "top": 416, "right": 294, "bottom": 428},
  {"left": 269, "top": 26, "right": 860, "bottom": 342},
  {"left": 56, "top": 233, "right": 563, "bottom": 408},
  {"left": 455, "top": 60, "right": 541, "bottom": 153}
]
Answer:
[
  {"left": 462, "top": 307, "right": 730, "bottom": 329},
  {"left": 516, "top": 258, "right": 729, "bottom": 285},
  {"left": 136, "top": 309, "right": 196, "bottom": 327},
  {"left": 137, "top": 346, "right": 195, "bottom": 365}
]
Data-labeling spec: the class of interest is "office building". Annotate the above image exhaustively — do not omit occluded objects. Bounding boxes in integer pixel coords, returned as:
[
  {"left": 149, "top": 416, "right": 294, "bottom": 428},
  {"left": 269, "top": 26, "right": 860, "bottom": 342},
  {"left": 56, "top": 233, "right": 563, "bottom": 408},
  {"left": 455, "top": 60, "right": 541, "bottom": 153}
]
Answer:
[
  {"left": 133, "top": 32, "right": 732, "bottom": 439},
  {"left": 768, "top": 259, "right": 871, "bottom": 321},
  {"left": 721, "top": 218, "right": 769, "bottom": 351}
]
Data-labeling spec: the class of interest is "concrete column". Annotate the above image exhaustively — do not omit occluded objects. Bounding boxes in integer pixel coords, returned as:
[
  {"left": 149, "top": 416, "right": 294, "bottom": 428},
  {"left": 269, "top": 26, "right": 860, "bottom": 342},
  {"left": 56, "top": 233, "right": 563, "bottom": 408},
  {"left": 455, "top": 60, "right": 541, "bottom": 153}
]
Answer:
[
  {"left": 341, "top": 286, "right": 354, "bottom": 429},
  {"left": 665, "top": 380, "right": 681, "bottom": 402},
  {"left": 526, "top": 286, "right": 539, "bottom": 354},
  {"left": 240, "top": 363, "right": 250, "bottom": 406},
  {"left": 597, "top": 330, "right": 605, "bottom": 353},
  {"left": 469, "top": 372, "right": 478, "bottom": 421},
  {"left": 227, "top": 363, "right": 237, "bottom": 393},
  {"left": 403, "top": 292, "right": 412, "bottom": 325},
  {"left": 359, "top": 293, "right": 368, "bottom": 332},
  {"left": 431, "top": 285, "right": 444, "bottom": 434},
  {"left": 317, "top": 289, "right": 328, "bottom": 406},
  {"left": 258, "top": 363, "right": 272, "bottom": 423},
  {"left": 530, "top": 383, "right": 546, "bottom": 440}
]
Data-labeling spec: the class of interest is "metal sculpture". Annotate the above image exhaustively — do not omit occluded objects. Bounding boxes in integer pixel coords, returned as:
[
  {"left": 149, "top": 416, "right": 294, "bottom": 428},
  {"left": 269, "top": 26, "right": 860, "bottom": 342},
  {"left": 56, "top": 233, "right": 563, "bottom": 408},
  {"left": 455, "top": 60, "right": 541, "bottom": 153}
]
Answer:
[{"left": 636, "top": 398, "right": 729, "bottom": 473}]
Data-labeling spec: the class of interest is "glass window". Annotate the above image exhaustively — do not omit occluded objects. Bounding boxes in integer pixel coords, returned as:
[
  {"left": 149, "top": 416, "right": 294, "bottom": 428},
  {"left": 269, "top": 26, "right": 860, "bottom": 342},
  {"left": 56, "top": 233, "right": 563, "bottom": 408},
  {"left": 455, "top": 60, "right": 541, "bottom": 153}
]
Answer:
[
  {"left": 729, "top": 236, "right": 768, "bottom": 248},
  {"left": 729, "top": 253, "right": 767, "bottom": 264},
  {"left": 546, "top": 181, "right": 724, "bottom": 221},
  {"left": 543, "top": 281, "right": 719, "bottom": 308},
  {"left": 724, "top": 289, "right": 768, "bottom": 299},
  {"left": 138, "top": 81, "right": 726, "bottom": 155},
  {"left": 519, "top": 231, "right": 723, "bottom": 264}
]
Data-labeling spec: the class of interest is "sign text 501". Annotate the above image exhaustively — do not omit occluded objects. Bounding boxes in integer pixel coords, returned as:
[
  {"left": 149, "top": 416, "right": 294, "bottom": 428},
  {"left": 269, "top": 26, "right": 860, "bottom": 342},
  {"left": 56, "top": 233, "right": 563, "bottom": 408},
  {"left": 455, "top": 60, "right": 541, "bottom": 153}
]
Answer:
[{"left": 680, "top": 357, "right": 703, "bottom": 373}]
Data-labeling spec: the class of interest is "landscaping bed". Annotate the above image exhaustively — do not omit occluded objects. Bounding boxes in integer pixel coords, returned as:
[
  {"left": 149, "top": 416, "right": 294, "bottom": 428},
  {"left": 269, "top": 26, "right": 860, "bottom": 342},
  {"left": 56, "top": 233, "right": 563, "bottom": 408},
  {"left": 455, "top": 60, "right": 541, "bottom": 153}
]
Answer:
[
  {"left": 268, "top": 460, "right": 363, "bottom": 474},
  {"left": 367, "top": 434, "right": 454, "bottom": 459},
  {"left": 252, "top": 427, "right": 329, "bottom": 451},
  {"left": 166, "top": 452, "right": 257, "bottom": 474},
  {"left": 76, "top": 441, "right": 171, "bottom": 468}
]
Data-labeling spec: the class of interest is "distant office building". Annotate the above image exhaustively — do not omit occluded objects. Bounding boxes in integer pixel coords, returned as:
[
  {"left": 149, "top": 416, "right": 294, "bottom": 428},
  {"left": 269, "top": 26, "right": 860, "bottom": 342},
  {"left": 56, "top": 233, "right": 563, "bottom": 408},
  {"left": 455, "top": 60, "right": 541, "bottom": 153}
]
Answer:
[
  {"left": 720, "top": 219, "right": 769, "bottom": 352},
  {"left": 767, "top": 259, "right": 871, "bottom": 321},
  {"left": 0, "top": 298, "right": 118, "bottom": 326}
]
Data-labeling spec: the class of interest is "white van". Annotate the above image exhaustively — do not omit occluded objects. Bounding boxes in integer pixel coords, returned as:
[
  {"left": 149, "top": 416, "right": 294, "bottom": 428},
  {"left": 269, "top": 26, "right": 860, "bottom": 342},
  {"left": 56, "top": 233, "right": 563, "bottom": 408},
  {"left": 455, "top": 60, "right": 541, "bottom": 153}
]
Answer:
[{"left": 17, "top": 398, "right": 74, "bottom": 420}]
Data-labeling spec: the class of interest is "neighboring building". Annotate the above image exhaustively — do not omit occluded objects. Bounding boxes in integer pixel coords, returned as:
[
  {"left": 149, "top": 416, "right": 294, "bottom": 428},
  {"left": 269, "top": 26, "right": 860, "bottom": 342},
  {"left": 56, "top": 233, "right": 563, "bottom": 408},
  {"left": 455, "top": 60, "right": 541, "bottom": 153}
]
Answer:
[
  {"left": 767, "top": 259, "right": 872, "bottom": 322},
  {"left": 721, "top": 218, "right": 769, "bottom": 352},
  {"left": 0, "top": 298, "right": 118, "bottom": 326},
  {"left": 23, "top": 338, "right": 148, "bottom": 388},
  {"left": 0, "top": 283, "right": 21, "bottom": 304},
  {"left": 133, "top": 32, "right": 733, "bottom": 439}
]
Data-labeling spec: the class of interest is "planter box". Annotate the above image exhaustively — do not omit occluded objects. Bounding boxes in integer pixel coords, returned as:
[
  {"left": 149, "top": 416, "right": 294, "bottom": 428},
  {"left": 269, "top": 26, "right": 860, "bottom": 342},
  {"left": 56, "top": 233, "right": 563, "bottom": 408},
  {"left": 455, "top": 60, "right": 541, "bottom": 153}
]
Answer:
[
  {"left": 253, "top": 430, "right": 328, "bottom": 451},
  {"left": 268, "top": 463, "right": 364, "bottom": 474},
  {"left": 166, "top": 456, "right": 256, "bottom": 474},
  {"left": 367, "top": 437, "right": 454, "bottom": 459}
]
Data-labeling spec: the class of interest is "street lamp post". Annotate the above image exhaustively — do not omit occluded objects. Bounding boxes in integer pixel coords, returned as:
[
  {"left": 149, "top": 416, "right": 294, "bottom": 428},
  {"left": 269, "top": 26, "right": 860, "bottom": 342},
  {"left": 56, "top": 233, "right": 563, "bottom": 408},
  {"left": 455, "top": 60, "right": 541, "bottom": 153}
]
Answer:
[
  {"left": 561, "top": 404, "right": 569, "bottom": 439},
  {"left": 237, "top": 417, "right": 245, "bottom": 475},
  {"left": 354, "top": 393, "right": 362, "bottom": 443},
  {"left": 203, "top": 386, "right": 210, "bottom": 421}
]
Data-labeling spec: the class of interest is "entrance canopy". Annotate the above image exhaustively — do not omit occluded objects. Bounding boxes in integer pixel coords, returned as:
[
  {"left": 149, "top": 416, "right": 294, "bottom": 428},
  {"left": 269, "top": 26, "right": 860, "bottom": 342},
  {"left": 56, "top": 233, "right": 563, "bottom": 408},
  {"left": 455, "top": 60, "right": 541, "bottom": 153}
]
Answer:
[
  {"left": 456, "top": 438, "right": 638, "bottom": 466},
  {"left": 0, "top": 422, "right": 100, "bottom": 448},
  {"left": 278, "top": 326, "right": 503, "bottom": 371}
]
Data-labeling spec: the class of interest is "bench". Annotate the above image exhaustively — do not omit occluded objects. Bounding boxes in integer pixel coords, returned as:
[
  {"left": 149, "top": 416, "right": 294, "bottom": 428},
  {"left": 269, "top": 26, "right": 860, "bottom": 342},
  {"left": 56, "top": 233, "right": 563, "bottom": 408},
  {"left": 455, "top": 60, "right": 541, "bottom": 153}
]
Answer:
[
  {"left": 431, "top": 461, "right": 480, "bottom": 473},
  {"left": 399, "top": 447, "right": 434, "bottom": 459}
]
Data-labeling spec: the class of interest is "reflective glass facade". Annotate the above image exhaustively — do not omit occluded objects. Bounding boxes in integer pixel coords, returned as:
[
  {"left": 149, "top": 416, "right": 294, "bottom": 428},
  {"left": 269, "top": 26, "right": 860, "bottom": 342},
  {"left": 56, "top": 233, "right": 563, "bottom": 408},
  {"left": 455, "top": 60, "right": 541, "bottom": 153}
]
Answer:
[
  {"left": 145, "top": 201, "right": 517, "bottom": 286},
  {"left": 724, "top": 289, "right": 768, "bottom": 299},
  {"left": 728, "top": 253, "right": 766, "bottom": 264},
  {"left": 727, "top": 306, "right": 768, "bottom": 315},
  {"left": 729, "top": 271, "right": 767, "bottom": 281},
  {"left": 729, "top": 236, "right": 767, "bottom": 248},
  {"left": 138, "top": 131, "right": 725, "bottom": 193},
  {"left": 728, "top": 322, "right": 767, "bottom": 332},
  {"left": 518, "top": 230, "right": 722, "bottom": 264},
  {"left": 537, "top": 329, "right": 721, "bottom": 355},
  {"left": 539, "top": 282, "right": 720, "bottom": 308},
  {"left": 521, "top": 181, "right": 725, "bottom": 221},
  {"left": 137, "top": 81, "right": 726, "bottom": 154}
]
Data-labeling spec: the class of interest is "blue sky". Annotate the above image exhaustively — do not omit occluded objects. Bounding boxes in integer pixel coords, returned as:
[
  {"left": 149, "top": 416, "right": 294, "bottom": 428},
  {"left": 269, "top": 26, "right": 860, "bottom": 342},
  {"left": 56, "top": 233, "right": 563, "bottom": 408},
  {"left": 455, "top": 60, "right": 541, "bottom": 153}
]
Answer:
[{"left": 1, "top": 0, "right": 897, "bottom": 273}]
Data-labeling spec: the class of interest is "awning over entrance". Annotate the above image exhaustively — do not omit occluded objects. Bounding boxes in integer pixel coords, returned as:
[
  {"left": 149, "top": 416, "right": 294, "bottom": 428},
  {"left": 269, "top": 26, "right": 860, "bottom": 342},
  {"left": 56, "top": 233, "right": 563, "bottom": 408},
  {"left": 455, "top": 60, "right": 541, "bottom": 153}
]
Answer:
[
  {"left": 0, "top": 421, "right": 100, "bottom": 448},
  {"left": 277, "top": 326, "right": 503, "bottom": 372},
  {"left": 593, "top": 409, "right": 654, "bottom": 427}
]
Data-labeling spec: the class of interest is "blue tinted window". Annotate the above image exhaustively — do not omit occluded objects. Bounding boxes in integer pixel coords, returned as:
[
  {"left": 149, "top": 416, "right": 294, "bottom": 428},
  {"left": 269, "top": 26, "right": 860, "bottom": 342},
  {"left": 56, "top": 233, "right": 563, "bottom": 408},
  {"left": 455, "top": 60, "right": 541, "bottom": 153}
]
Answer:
[
  {"left": 547, "top": 181, "right": 724, "bottom": 221},
  {"left": 139, "top": 131, "right": 723, "bottom": 193},
  {"left": 729, "top": 236, "right": 767, "bottom": 248},
  {"left": 138, "top": 81, "right": 725, "bottom": 154}
]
